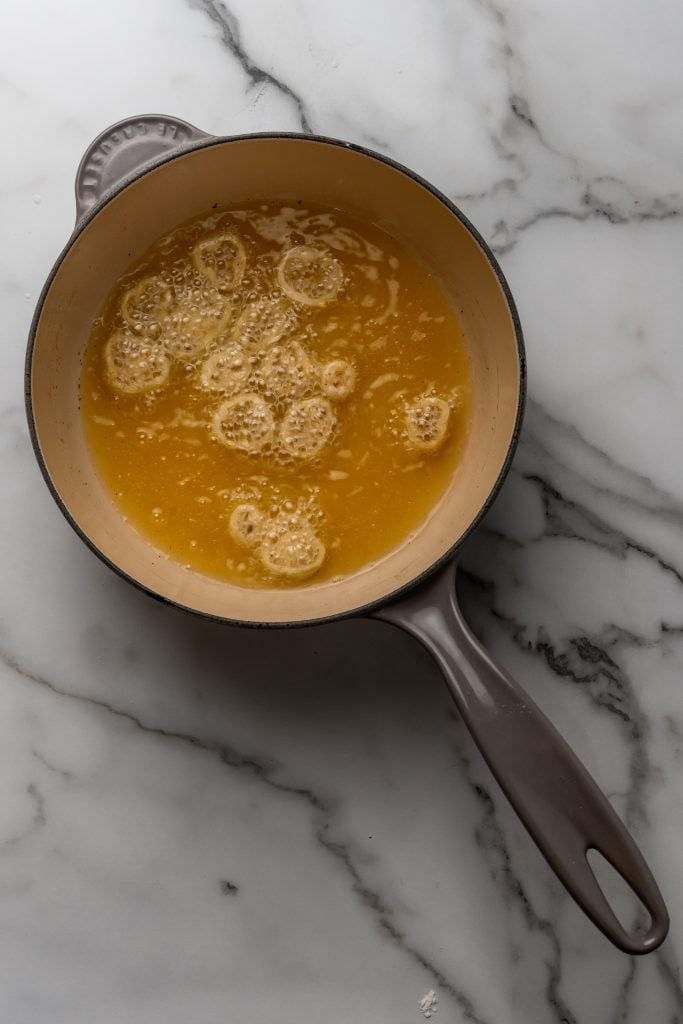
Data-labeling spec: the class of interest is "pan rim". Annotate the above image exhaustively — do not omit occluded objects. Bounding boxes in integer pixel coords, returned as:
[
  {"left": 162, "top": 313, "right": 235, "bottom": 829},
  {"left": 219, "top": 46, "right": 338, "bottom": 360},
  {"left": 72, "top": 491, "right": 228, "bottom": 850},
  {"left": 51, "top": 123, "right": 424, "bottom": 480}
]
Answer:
[{"left": 25, "top": 129, "right": 526, "bottom": 629}]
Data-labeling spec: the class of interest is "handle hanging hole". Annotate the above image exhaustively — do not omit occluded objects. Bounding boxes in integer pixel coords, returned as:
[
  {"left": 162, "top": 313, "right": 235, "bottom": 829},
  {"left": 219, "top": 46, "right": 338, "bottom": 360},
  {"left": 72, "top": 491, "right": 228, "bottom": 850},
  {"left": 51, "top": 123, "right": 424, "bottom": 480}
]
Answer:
[{"left": 586, "top": 847, "right": 653, "bottom": 939}]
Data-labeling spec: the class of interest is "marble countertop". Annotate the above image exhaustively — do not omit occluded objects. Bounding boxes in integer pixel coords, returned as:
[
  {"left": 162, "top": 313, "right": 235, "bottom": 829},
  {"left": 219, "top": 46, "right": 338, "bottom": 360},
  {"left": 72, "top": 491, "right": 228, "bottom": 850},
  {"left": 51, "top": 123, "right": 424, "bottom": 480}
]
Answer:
[{"left": 2, "top": 0, "right": 683, "bottom": 1020}]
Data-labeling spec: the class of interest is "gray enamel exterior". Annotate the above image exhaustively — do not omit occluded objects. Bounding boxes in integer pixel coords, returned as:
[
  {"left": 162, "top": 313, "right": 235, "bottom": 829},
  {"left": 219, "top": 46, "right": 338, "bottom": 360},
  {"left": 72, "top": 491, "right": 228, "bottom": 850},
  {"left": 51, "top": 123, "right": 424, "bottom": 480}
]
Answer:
[{"left": 374, "top": 561, "right": 670, "bottom": 954}]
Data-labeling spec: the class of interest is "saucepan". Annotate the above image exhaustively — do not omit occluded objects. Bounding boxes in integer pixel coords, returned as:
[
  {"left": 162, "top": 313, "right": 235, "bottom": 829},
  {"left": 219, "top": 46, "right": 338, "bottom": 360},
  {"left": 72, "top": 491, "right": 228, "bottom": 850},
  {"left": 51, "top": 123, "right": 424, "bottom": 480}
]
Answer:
[{"left": 25, "top": 114, "right": 669, "bottom": 953}]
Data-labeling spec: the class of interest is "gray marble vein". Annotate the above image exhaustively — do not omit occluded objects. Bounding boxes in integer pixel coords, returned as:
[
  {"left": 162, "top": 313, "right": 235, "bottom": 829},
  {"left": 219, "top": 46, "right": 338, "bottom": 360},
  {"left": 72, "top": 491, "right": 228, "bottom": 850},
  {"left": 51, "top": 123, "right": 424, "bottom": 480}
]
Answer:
[
  {"left": 188, "top": 0, "right": 314, "bottom": 132},
  {"left": 1, "top": 640, "right": 490, "bottom": 1021}
]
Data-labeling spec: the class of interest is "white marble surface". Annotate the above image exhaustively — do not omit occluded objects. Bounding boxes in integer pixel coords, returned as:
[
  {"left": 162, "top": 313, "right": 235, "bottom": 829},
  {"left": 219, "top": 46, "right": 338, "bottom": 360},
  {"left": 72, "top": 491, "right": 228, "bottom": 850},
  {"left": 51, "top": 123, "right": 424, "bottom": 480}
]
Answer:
[{"left": 2, "top": 0, "right": 683, "bottom": 1020}]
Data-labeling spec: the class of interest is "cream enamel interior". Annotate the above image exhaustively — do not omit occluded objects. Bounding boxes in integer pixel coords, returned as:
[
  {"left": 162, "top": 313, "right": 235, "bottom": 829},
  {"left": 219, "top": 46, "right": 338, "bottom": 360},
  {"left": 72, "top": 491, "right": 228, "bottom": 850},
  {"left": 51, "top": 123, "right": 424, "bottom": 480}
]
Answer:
[{"left": 29, "top": 137, "right": 522, "bottom": 623}]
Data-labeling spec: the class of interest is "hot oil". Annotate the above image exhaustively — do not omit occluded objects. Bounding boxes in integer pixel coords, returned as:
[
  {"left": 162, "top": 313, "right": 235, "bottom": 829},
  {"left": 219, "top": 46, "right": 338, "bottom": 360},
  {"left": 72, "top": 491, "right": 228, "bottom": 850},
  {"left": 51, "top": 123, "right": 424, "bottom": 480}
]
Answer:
[{"left": 81, "top": 202, "right": 472, "bottom": 587}]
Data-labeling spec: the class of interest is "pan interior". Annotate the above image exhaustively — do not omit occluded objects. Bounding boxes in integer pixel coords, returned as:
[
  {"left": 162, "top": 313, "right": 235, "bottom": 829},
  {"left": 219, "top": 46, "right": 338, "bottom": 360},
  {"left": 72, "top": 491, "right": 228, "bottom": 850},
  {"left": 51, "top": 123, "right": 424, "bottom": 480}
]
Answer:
[{"left": 29, "top": 137, "right": 522, "bottom": 623}]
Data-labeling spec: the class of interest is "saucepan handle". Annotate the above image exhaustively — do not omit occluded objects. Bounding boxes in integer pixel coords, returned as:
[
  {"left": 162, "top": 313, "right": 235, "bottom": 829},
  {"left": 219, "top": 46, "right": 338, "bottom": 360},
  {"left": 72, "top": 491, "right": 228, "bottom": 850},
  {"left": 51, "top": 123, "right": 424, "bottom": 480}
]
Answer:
[
  {"left": 372, "top": 559, "right": 669, "bottom": 954},
  {"left": 74, "top": 114, "right": 211, "bottom": 224}
]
